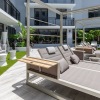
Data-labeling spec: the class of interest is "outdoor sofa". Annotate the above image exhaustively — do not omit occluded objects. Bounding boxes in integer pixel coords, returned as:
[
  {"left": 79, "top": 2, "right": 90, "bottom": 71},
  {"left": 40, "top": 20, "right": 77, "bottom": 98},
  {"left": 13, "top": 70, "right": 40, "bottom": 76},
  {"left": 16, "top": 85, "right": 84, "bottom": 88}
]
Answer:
[{"left": 19, "top": 45, "right": 100, "bottom": 100}]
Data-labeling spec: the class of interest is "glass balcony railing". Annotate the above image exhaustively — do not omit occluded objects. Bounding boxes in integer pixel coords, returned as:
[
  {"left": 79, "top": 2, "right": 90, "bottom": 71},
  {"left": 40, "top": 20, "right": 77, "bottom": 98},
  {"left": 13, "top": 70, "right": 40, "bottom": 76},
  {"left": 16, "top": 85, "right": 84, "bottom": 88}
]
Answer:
[
  {"left": 48, "top": 17, "right": 74, "bottom": 26},
  {"left": 0, "top": 0, "right": 20, "bottom": 21},
  {"left": 25, "top": 17, "right": 75, "bottom": 26}
]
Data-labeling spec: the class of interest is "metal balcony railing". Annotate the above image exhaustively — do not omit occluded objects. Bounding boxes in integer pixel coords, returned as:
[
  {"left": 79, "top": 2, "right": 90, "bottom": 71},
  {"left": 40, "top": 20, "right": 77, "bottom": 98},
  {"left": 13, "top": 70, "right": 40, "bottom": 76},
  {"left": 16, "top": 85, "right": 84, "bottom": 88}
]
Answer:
[
  {"left": 47, "top": 0, "right": 74, "bottom": 3},
  {"left": 25, "top": 17, "right": 75, "bottom": 26},
  {"left": 0, "top": 0, "right": 20, "bottom": 21},
  {"left": 25, "top": 0, "right": 75, "bottom": 4}
]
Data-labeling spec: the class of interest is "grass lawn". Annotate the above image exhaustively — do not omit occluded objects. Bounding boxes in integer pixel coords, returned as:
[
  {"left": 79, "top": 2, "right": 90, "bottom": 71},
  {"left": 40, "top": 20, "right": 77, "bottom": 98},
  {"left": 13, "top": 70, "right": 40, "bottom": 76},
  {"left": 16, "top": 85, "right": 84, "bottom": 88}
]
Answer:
[{"left": 0, "top": 51, "right": 26, "bottom": 75}]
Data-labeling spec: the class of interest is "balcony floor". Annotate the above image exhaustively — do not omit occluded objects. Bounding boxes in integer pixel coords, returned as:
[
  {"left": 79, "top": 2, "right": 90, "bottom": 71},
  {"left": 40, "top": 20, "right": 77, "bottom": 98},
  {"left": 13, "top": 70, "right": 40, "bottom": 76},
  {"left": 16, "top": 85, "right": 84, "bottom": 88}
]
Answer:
[{"left": 0, "top": 49, "right": 99, "bottom": 100}]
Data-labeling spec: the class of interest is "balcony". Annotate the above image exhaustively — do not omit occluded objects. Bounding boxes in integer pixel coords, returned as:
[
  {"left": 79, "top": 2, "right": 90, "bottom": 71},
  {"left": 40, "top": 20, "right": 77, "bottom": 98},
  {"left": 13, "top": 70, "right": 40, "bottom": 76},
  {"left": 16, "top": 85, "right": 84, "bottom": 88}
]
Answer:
[
  {"left": 0, "top": 0, "right": 20, "bottom": 21},
  {"left": 25, "top": 17, "right": 74, "bottom": 26}
]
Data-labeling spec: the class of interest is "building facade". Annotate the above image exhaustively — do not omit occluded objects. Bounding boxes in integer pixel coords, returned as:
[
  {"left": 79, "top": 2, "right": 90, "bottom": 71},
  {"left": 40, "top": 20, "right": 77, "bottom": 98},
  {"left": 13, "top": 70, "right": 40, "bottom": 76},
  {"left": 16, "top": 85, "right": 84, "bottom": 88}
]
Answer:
[
  {"left": 9, "top": 0, "right": 100, "bottom": 47},
  {"left": 0, "top": 0, "right": 20, "bottom": 36},
  {"left": 24, "top": 0, "right": 76, "bottom": 47}
]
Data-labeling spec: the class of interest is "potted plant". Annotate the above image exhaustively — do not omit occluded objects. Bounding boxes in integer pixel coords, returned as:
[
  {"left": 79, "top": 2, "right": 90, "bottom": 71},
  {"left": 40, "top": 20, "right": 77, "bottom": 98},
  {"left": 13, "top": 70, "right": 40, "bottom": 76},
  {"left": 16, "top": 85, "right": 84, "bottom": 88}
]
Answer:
[
  {"left": 16, "top": 41, "right": 26, "bottom": 51},
  {"left": 15, "top": 22, "right": 35, "bottom": 51}
]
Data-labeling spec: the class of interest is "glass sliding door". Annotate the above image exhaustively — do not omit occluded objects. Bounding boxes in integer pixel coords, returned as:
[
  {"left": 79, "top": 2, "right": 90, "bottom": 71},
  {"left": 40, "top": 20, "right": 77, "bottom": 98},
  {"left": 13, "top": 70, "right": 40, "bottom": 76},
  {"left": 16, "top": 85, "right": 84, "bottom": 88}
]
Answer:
[{"left": 34, "top": 9, "right": 48, "bottom": 26}]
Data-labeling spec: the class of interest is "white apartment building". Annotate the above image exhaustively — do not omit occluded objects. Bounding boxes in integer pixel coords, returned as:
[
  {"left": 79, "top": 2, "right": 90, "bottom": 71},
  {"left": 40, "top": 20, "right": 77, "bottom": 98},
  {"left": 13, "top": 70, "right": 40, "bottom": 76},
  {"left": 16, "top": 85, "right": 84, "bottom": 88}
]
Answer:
[
  {"left": 2, "top": 0, "right": 100, "bottom": 47},
  {"left": 24, "top": 0, "right": 75, "bottom": 47}
]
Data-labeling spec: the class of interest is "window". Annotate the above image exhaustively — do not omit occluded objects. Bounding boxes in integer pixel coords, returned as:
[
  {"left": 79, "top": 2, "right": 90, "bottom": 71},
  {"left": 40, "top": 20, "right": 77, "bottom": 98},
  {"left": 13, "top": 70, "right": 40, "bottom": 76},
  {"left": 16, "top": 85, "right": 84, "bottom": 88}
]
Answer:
[
  {"left": 72, "top": 29, "right": 75, "bottom": 43},
  {"left": 41, "top": 0, "right": 48, "bottom": 3},
  {"left": 89, "top": 9, "right": 100, "bottom": 18},
  {"left": 0, "top": 23, "right": 4, "bottom": 39},
  {"left": 34, "top": 9, "right": 48, "bottom": 26},
  {"left": 8, "top": 26, "right": 16, "bottom": 34},
  {"left": 33, "top": 29, "right": 67, "bottom": 44},
  {"left": 0, "top": 23, "right": 4, "bottom": 32},
  {"left": 4, "top": 0, "right": 20, "bottom": 21}
]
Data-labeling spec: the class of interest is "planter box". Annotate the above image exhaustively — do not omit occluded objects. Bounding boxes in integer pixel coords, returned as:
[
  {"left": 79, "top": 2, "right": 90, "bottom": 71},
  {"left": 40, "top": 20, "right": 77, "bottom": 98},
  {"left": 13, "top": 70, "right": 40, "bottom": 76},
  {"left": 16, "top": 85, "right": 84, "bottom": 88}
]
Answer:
[{"left": 16, "top": 47, "right": 26, "bottom": 51}]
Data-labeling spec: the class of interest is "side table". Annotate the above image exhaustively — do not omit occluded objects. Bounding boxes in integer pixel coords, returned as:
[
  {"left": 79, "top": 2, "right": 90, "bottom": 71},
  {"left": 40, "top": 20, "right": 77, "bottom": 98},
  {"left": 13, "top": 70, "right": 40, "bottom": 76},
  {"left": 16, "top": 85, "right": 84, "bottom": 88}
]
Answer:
[
  {"left": 9, "top": 50, "right": 16, "bottom": 60},
  {"left": 0, "top": 53, "right": 7, "bottom": 67}
]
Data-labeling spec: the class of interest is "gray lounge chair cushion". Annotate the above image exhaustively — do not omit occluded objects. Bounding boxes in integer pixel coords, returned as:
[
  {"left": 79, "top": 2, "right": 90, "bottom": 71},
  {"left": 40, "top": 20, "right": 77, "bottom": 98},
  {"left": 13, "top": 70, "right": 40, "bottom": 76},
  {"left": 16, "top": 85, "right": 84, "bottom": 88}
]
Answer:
[
  {"left": 46, "top": 47, "right": 56, "bottom": 54},
  {"left": 58, "top": 58, "right": 69, "bottom": 74},
  {"left": 70, "top": 54, "right": 80, "bottom": 64},
  {"left": 62, "top": 45, "right": 68, "bottom": 51}
]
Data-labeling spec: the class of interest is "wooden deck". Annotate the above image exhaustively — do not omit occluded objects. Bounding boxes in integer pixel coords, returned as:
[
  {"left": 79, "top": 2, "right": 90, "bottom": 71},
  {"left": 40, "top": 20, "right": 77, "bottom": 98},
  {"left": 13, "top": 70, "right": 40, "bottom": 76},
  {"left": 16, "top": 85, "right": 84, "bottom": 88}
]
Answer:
[{"left": 0, "top": 49, "right": 100, "bottom": 100}]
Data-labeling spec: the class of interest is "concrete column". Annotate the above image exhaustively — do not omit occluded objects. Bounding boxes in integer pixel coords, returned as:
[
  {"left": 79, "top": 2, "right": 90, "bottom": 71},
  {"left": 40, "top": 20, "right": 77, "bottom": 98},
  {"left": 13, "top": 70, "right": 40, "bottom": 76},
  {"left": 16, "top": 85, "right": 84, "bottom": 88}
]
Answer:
[
  {"left": 83, "top": 27, "right": 85, "bottom": 42},
  {"left": 26, "top": 0, "right": 30, "bottom": 57},
  {"left": 4, "top": 25, "right": 8, "bottom": 32},
  {"left": 1, "top": 24, "right": 8, "bottom": 51},
  {"left": 67, "top": 29, "right": 73, "bottom": 47},
  {"left": 60, "top": 14, "right": 63, "bottom": 45},
  {"left": 71, "top": 8, "right": 73, "bottom": 19}
]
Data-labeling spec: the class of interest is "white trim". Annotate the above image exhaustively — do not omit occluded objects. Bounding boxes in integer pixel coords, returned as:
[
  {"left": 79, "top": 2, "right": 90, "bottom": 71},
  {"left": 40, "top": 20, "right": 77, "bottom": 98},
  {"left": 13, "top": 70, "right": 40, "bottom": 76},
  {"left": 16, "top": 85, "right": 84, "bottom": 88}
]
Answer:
[
  {"left": 24, "top": 3, "right": 76, "bottom": 9},
  {"left": 0, "top": 8, "right": 18, "bottom": 26},
  {"left": 25, "top": 26, "right": 75, "bottom": 29}
]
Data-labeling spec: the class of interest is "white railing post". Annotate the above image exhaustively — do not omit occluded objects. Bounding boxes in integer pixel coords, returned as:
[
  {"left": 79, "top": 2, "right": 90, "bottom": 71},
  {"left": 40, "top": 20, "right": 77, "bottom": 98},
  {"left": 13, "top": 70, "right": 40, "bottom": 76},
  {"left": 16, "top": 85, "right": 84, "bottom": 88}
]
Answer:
[{"left": 60, "top": 14, "right": 63, "bottom": 45}]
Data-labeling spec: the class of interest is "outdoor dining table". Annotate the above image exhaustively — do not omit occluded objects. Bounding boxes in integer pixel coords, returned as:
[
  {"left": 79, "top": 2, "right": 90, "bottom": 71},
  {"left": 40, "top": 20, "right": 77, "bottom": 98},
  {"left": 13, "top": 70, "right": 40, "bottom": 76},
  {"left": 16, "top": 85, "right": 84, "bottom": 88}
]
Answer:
[{"left": 9, "top": 50, "right": 16, "bottom": 60}]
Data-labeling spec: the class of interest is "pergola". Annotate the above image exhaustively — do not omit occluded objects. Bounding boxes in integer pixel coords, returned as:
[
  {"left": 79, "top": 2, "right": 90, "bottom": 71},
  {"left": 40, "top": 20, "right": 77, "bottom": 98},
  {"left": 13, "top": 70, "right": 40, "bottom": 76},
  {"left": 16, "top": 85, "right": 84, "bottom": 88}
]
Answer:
[
  {"left": 26, "top": 0, "right": 100, "bottom": 56},
  {"left": 75, "top": 17, "right": 100, "bottom": 46}
]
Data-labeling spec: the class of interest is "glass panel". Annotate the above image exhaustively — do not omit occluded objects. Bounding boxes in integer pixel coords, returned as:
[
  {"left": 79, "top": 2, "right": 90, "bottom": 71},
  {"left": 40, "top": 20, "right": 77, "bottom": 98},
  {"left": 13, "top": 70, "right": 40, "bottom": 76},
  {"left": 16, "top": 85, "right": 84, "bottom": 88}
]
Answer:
[{"left": 32, "top": 29, "right": 67, "bottom": 44}]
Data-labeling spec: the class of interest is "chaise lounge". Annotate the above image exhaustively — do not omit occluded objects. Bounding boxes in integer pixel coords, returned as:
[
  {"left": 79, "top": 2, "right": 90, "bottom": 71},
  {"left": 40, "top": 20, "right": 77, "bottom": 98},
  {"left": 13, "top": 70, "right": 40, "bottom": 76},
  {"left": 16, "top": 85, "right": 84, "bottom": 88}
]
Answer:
[{"left": 19, "top": 45, "right": 100, "bottom": 100}]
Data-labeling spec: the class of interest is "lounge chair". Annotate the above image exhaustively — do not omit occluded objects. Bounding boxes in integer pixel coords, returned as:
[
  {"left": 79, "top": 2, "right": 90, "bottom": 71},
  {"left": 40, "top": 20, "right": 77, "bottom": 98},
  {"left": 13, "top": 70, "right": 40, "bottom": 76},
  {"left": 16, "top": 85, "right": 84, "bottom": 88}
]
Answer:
[
  {"left": 75, "top": 42, "right": 100, "bottom": 60},
  {"left": 77, "top": 42, "right": 100, "bottom": 54},
  {"left": 58, "top": 45, "right": 100, "bottom": 68},
  {"left": 19, "top": 46, "right": 100, "bottom": 99},
  {"left": 91, "top": 41, "right": 97, "bottom": 48}
]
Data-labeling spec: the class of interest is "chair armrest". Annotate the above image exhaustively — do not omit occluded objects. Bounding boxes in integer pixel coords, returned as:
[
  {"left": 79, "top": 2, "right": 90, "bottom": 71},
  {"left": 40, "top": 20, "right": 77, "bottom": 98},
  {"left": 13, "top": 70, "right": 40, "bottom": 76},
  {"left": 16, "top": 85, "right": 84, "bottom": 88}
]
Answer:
[{"left": 73, "top": 50, "right": 85, "bottom": 60}]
